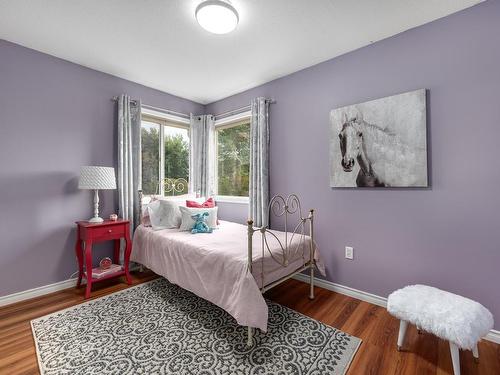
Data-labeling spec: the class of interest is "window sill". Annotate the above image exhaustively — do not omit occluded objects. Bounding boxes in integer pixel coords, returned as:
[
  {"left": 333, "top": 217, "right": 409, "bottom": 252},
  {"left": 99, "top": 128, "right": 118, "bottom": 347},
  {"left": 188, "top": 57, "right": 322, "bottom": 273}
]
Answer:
[{"left": 215, "top": 196, "right": 249, "bottom": 204}]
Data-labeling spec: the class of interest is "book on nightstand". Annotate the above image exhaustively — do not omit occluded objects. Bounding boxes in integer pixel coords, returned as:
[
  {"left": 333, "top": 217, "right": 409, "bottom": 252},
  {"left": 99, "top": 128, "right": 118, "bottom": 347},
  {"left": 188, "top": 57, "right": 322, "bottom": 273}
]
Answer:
[{"left": 86, "top": 264, "right": 123, "bottom": 279}]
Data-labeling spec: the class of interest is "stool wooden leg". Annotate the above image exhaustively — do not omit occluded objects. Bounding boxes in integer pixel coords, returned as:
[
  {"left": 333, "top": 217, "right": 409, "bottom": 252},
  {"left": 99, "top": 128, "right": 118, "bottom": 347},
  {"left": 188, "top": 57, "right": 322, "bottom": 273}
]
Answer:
[
  {"left": 449, "top": 342, "right": 461, "bottom": 375},
  {"left": 472, "top": 344, "right": 479, "bottom": 363},
  {"left": 397, "top": 320, "right": 408, "bottom": 351}
]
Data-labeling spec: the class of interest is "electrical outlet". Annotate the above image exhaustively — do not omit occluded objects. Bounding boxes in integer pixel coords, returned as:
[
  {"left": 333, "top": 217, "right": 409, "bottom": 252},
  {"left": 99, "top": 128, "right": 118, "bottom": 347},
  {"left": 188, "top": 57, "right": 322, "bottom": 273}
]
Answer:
[{"left": 345, "top": 246, "right": 354, "bottom": 260}]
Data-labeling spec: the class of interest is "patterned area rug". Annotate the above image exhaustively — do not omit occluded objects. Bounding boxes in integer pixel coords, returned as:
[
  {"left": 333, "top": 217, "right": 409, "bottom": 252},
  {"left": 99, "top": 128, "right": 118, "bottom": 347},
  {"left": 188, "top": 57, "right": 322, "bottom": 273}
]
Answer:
[{"left": 31, "top": 278, "right": 361, "bottom": 374}]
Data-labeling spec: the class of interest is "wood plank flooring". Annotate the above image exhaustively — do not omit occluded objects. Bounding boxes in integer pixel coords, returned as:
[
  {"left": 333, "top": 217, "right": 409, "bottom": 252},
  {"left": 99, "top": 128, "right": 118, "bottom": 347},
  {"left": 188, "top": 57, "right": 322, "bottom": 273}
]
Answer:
[
  {"left": 0, "top": 272, "right": 498, "bottom": 374},
  {"left": 266, "top": 280, "right": 500, "bottom": 375}
]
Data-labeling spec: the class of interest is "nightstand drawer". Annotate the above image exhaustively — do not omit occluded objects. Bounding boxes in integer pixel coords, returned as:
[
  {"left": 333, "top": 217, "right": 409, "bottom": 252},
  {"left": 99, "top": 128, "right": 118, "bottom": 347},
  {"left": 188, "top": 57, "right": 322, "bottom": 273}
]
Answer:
[{"left": 91, "top": 225, "right": 125, "bottom": 239}]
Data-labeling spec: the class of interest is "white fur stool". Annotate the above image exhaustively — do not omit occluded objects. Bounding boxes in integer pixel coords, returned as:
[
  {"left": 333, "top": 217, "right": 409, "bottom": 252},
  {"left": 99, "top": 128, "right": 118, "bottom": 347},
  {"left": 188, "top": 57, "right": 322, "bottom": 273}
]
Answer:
[{"left": 387, "top": 285, "right": 493, "bottom": 375}]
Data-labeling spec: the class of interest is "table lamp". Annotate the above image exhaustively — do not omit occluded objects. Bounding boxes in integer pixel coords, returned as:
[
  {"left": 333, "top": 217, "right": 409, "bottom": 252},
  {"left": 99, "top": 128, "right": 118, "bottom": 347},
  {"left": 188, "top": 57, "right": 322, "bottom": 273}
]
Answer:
[{"left": 78, "top": 166, "right": 117, "bottom": 223}]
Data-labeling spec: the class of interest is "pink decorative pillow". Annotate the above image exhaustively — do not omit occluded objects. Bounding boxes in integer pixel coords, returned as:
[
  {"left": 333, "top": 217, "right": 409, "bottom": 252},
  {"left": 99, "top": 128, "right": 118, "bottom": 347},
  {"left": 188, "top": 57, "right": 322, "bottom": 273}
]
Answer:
[{"left": 186, "top": 197, "right": 215, "bottom": 208}]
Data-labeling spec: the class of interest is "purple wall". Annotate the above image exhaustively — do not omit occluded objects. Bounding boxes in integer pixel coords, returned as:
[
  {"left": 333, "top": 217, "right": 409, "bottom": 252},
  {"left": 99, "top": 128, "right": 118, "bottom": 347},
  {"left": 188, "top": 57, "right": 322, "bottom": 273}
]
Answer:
[
  {"left": 216, "top": 202, "right": 249, "bottom": 223},
  {"left": 0, "top": 40, "right": 203, "bottom": 296},
  {"left": 207, "top": 1, "right": 500, "bottom": 328}
]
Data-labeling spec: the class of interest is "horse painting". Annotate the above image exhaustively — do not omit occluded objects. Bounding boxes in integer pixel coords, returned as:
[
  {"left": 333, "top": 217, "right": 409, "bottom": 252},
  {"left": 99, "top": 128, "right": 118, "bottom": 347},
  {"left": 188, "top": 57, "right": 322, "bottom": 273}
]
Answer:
[{"left": 330, "top": 89, "right": 427, "bottom": 187}]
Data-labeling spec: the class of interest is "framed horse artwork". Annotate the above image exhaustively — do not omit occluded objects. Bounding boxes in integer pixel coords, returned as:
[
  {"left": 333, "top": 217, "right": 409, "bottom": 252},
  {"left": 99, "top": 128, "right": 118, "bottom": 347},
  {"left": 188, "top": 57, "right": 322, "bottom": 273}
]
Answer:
[{"left": 329, "top": 89, "right": 428, "bottom": 188}]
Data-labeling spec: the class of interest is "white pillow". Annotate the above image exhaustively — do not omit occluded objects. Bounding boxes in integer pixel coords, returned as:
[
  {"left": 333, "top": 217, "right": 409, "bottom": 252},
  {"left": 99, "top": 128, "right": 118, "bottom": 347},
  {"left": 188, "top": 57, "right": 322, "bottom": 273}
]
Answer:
[
  {"left": 147, "top": 200, "right": 182, "bottom": 230},
  {"left": 155, "top": 195, "right": 206, "bottom": 206},
  {"left": 179, "top": 206, "right": 218, "bottom": 231}
]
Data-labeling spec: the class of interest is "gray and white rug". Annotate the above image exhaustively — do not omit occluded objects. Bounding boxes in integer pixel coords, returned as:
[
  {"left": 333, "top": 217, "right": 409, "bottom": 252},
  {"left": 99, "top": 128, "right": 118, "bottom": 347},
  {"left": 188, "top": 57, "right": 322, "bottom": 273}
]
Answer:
[{"left": 31, "top": 278, "right": 361, "bottom": 374}]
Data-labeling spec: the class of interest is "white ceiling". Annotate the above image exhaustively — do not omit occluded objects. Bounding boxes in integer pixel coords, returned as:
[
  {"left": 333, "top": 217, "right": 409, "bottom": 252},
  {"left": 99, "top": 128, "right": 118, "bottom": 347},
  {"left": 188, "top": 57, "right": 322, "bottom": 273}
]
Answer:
[{"left": 0, "top": 0, "right": 482, "bottom": 104}]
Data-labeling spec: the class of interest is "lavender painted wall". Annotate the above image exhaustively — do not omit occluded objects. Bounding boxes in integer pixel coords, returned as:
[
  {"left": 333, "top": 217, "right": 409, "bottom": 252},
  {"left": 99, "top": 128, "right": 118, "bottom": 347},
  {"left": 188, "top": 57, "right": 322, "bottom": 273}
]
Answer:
[
  {"left": 0, "top": 39, "right": 203, "bottom": 297},
  {"left": 216, "top": 202, "right": 249, "bottom": 223},
  {"left": 207, "top": 1, "right": 500, "bottom": 328}
]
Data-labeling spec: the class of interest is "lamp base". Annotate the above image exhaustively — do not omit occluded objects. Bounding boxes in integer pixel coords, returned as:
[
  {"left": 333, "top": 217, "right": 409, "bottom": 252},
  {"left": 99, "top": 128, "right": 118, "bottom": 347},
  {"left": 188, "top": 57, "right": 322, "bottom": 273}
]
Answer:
[{"left": 89, "top": 190, "right": 103, "bottom": 223}]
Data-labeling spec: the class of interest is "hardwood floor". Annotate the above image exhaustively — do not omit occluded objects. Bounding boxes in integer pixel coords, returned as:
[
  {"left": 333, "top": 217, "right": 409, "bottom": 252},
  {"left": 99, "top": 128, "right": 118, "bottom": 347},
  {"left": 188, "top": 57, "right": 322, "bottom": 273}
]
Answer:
[
  {"left": 0, "top": 272, "right": 498, "bottom": 374},
  {"left": 266, "top": 280, "right": 499, "bottom": 375}
]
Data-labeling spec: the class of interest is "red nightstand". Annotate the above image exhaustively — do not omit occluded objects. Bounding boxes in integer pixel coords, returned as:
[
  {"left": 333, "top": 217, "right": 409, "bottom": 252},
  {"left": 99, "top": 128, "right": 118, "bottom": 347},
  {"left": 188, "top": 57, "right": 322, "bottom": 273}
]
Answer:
[{"left": 75, "top": 219, "right": 132, "bottom": 298}]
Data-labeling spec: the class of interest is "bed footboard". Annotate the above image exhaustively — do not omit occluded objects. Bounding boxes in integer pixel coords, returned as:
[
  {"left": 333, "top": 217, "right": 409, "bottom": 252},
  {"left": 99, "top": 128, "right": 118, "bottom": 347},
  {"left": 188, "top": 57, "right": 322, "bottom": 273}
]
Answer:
[{"left": 246, "top": 194, "right": 316, "bottom": 346}]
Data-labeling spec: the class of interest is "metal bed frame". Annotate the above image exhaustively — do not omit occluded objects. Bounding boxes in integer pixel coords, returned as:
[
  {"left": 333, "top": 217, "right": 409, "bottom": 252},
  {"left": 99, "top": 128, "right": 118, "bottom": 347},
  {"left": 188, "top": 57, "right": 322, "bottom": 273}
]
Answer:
[
  {"left": 137, "top": 191, "right": 316, "bottom": 346},
  {"left": 246, "top": 193, "right": 315, "bottom": 346}
]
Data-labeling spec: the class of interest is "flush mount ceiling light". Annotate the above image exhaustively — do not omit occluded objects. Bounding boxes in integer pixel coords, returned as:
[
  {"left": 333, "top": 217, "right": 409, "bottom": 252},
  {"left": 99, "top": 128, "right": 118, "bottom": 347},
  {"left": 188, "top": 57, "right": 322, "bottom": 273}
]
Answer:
[{"left": 195, "top": 0, "right": 239, "bottom": 34}]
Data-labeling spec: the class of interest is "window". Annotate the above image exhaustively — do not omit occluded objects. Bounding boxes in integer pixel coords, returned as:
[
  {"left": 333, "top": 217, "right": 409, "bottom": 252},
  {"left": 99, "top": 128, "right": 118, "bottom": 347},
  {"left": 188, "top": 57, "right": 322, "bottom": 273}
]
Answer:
[
  {"left": 215, "top": 116, "right": 251, "bottom": 199},
  {"left": 141, "top": 114, "right": 190, "bottom": 198}
]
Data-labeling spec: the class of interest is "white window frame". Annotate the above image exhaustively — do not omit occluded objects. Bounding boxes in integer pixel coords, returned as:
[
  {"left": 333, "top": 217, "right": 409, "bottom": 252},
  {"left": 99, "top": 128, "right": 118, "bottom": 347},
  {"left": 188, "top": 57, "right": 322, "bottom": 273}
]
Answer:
[
  {"left": 141, "top": 108, "right": 190, "bottom": 198},
  {"left": 214, "top": 111, "right": 251, "bottom": 204}
]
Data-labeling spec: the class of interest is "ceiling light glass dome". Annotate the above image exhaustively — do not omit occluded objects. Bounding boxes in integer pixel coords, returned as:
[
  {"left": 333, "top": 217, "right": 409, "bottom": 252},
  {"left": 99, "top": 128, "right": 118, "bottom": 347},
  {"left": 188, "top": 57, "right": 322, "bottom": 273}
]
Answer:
[{"left": 195, "top": 0, "right": 239, "bottom": 34}]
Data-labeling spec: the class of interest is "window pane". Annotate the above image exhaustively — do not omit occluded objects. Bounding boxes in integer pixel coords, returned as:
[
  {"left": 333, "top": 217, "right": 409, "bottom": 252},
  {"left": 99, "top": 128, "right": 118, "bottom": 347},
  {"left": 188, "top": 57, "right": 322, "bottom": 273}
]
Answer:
[
  {"left": 141, "top": 121, "right": 160, "bottom": 196},
  {"left": 217, "top": 122, "right": 250, "bottom": 197},
  {"left": 164, "top": 125, "right": 189, "bottom": 196}
]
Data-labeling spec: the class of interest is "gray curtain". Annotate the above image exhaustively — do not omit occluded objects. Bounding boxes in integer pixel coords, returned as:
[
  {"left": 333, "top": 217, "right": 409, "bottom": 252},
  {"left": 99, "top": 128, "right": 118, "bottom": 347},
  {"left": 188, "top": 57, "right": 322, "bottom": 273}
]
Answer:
[
  {"left": 117, "top": 94, "right": 142, "bottom": 232},
  {"left": 249, "top": 97, "right": 270, "bottom": 227},
  {"left": 189, "top": 114, "right": 215, "bottom": 197}
]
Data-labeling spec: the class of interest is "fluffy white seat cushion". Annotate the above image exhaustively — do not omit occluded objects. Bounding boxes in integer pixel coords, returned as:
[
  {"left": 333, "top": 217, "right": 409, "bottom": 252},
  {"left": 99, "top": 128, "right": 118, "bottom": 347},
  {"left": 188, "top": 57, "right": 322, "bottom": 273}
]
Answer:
[{"left": 387, "top": 285, "right": 493, "bottom": 350}]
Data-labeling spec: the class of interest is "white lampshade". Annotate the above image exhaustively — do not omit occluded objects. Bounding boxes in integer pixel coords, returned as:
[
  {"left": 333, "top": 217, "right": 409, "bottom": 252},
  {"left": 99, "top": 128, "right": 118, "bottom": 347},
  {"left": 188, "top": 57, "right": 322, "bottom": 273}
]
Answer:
[{"left": 78, "top": 166, "right": 116, "bottom": 190}]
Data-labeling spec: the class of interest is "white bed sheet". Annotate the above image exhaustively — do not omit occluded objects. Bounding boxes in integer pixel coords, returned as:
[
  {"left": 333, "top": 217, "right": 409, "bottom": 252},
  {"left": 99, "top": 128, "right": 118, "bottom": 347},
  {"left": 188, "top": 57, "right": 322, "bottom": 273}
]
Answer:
[{"left": 131, "top": 220, "right": 325, "bottom": 332}]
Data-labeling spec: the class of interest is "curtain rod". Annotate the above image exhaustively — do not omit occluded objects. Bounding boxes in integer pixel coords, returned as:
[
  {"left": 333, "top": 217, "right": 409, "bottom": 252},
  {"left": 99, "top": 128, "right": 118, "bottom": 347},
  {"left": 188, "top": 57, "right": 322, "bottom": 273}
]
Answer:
[
  {"left": 111, "top": 97, "right": 190, "bottom": 119},
  {"left": 214, "top": 98, "right": 276, "bottom": 119},
  {"left": 111, "top": 96, "right": 276, "bottom": 120}
]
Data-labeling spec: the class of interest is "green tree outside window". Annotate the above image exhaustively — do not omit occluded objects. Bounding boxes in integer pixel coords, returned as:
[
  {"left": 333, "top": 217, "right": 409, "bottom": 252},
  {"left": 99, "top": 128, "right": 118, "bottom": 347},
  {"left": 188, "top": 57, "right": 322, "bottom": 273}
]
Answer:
[{"left": 217, "top": 122, "right": 250, "bottom": 197}]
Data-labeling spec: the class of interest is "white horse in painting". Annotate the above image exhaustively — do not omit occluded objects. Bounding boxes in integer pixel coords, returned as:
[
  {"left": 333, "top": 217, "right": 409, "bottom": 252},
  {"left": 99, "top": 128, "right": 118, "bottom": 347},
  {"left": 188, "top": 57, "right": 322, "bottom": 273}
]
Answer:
[{"left": 338, "top": 113, "right": 423, "bottom": 187}]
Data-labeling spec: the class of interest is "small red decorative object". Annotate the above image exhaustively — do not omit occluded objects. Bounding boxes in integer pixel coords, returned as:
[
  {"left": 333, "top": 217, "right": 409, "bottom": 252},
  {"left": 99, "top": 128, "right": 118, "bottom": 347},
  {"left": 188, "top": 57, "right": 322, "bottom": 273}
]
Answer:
[{"left": 99, "top": 257, "right": 112, "bottom": 269}]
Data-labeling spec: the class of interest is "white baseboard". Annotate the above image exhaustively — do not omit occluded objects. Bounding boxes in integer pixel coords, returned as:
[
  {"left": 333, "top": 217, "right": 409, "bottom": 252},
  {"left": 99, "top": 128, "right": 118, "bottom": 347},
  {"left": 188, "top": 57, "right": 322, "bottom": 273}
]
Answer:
[
  {"left": 293, "top": 273, "right": 387, "bottom": 308},
  {"left": 293, "top": 274, "right": 500, "bottom": 345},
  {"left": 483, "top": 330, "right": 500, "bottom": 344},
  {"left": 0, "top": 278, "right": 77, "bottom": 307},
  {"left": 0, "top": 264, "right": 141, "bottom": 308}
]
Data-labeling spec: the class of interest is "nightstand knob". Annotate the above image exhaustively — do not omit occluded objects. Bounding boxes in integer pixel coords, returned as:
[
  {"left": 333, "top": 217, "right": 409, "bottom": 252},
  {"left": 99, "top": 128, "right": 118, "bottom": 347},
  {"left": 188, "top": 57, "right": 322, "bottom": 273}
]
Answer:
[{"left": 108, "top": 229, "right": 112, "bottom": 233}]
